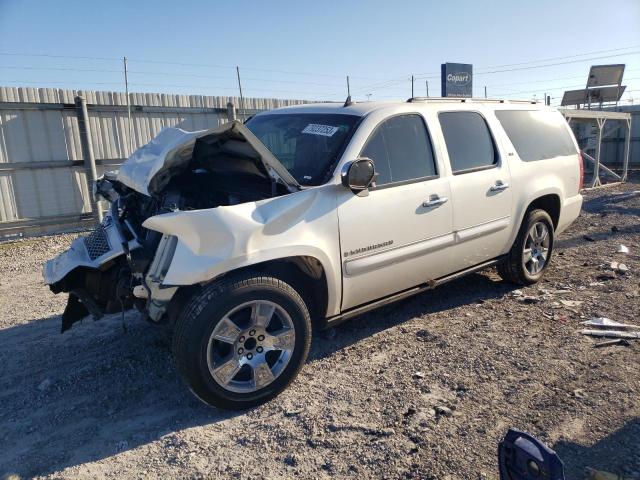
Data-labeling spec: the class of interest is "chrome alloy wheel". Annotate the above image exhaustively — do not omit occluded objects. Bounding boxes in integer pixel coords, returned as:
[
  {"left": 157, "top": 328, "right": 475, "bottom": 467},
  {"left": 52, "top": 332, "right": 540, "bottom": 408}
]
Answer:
[
  {"left": 523, "top": 221, "right": 550, "bottom": 275},
  {"left": 206, "top": 300, "right": 296, "bottom": 393}
]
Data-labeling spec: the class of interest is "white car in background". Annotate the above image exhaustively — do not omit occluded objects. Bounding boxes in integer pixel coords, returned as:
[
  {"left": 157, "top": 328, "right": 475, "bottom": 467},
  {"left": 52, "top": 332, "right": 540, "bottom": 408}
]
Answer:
[{"left": 44, "top": 98, "right": 583, "bottom": 409}]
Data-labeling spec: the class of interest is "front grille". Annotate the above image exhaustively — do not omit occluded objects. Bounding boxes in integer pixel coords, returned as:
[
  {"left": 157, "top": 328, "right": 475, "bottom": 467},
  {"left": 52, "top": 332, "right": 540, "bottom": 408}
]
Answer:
[{"left": 84, "top": 225, "right": 111, "bottom": 260}]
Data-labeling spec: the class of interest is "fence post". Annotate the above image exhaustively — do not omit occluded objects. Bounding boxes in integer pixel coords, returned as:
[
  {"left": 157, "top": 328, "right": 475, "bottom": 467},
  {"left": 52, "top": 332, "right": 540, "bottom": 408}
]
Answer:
[
  {"left": 591, "top": 118, "right": 605, "bottom": 188},
  {"left": 75, "top": 95, "right": 102, "bottom": 223},
  {"left": 227, "top": 101, "right": 237, "bottom": 122},
  {"left": 621, "top": 117, "right": 631, "bottom": 182}
]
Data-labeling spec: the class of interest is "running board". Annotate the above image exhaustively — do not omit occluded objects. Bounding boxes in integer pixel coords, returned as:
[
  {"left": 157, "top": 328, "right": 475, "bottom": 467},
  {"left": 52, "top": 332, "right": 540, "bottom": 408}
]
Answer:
[{"left": 322, "top": 257, "right": 503, "bottom": 329}]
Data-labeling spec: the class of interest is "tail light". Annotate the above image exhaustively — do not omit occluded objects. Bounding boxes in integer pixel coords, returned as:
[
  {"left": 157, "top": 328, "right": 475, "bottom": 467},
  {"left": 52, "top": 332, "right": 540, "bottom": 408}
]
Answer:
[{"left": 578, "top": 152, "right": 584, "bottom": 191}]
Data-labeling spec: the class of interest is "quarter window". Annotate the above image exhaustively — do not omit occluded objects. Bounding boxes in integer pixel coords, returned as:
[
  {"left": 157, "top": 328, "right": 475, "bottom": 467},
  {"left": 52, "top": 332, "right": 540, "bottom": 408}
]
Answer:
[
  {"left": 495, "top": 110, "right": 577, "bottom": 161},
  {"left": 361, "top": 114, "right": 437, "bottom": 186},
  {"left": 439, "top": 111, "right": 497, "bottom": 173}
]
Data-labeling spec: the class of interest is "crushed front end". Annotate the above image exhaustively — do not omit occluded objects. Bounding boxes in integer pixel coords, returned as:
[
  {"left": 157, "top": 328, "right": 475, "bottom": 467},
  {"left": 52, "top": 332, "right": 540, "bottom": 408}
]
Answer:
[
  {"left": 44, "top": 177, "right": 178, "bottom": 332},
  {"left": 43, "top": 120, "right": 299, "bottom": 333}
]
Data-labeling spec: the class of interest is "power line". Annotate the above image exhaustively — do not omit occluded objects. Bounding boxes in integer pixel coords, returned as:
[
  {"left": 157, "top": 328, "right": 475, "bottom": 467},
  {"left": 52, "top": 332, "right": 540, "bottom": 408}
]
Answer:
[
  {"left": 6, "top": 62, "right": 635, "bottom": 94},
  {"left": 348, "top": 72, "right": 640, "bottom": 101},
  {"left": 2, "top": 43, "right": 639, "bottom": 85},
  {"left": 225, "top": 65, "right": 382, "bottom": 81},
  {"left": 128, "top": 81, "right": 326, "bottom": 95},
  {"left": 473, "top": 51, "right": 640, "bottom": 76},
  {"left": 129, "top": 58, "right": 384, "bottom": 81},
  {"left": 1, "top": 45, "right": 639, "bottom": 101},
  {"left": 129, "top": 69, "right": 347, "bottom": 87},
  {"left": 0, "top": 52, "right": 122, "bottom": 62},
  {"left": 329, "top": 49, "right": 640, "bottom": 98},
  {"left": 0, "top": 65, "right": 122, "bottom": 74},
  {"left": 355, "top": 53, "right": 640, "bottom": 98},
  {"left": 0, "top": 51, "right": 385, "bottom": 81},
  {"left": 0, "top": 79, "right": 320, "bottom": 98},
  {"left": 317, "top": 74, "right": 412, "bottom": 100},
  {"left": 493, "top": 77, "right": 640, "bottom": 97},
  {"left": 0, "top": 63, "right": 358, "bottom": 88},
  {"left": 413, "top": 44, "right": 640, "bottom": 78},
  {"left": 130, "top": 71, "right": 347, "bottom": 87},
  {"left": 83, "top": 79, "right": 328, "bottom": 95},
  {"left": 484, "top": 68, "right": 640, "bottom": 89},
  {"left": 0, "top": 79, "right": 123, "bottom": 86},
  {"left": 471, "top": 44, "right": 639, "bottom": 72}
]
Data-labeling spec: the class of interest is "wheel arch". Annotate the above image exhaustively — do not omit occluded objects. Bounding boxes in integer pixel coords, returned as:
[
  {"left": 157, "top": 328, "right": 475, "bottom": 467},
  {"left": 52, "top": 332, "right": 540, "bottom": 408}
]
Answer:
[
  {"left": 167, "top": 256, "right": 330, "bottom": 325},
  {"left": 526, "top": 193, "right": 561, "bottom": 229},
  {"left": 238, "top": 256, "right": 329, "bottom": 323},
  {"left": 504, "top": 190, "right": 562, "bottom": 256}
]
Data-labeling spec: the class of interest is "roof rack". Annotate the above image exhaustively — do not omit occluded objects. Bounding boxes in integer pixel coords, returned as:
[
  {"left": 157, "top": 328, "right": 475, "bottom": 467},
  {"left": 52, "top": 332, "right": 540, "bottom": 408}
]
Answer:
[
  {"left": 407, "top": 97, "right": 539, "bottom": 105},
  {"left": 407, "top": 97, "right": 467, "bottom": 103}
]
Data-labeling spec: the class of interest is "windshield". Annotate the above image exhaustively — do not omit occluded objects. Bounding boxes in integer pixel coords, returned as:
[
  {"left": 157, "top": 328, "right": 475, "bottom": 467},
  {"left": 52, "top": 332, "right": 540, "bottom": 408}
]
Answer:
[{"left": 245, "top": 113, "right": 360, "bottom": 186}]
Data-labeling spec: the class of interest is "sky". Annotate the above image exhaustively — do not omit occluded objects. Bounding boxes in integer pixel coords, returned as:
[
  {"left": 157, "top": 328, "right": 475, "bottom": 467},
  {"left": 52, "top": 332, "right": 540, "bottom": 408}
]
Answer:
[{"left": 0, "top": 0, "right": 639, "bottom": 105}]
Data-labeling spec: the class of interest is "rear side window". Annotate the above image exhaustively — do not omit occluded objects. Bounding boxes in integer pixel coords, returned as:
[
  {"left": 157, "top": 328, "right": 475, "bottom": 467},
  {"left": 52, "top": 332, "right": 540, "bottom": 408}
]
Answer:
[
  {"left": 439, "top": 111, "right": 497, "bottom": 174},
  {"left": 495, "top": 110, "right": 577, "bottom": 161},
  {"left": 361, "top": 114, "right": 437, "bottom": 186}
]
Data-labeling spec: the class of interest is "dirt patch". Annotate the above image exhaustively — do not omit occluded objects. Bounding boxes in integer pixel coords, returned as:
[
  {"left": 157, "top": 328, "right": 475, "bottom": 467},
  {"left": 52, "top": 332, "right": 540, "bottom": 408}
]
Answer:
[{"left": 1, "top": 182, "right": 639, "bottom": 479}]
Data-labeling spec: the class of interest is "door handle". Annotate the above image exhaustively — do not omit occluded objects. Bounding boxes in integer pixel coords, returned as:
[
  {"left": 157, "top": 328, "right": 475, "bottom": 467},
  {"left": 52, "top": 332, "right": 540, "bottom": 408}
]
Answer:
[
  {"left": 422, "top": 195, "right": 448, "bottom": 208},
  {"left": 490, "top": 180, "right": 510, "bottom": 192}
]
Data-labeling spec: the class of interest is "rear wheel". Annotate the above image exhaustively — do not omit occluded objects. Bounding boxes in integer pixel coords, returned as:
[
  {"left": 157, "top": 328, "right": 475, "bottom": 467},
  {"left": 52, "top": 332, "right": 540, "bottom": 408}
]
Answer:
[
  {"left": 172, "top": 272, "right": 311, "bottom": 409},
  {"left": 498, "top": 209, "right": 554, "bottom": 285}
]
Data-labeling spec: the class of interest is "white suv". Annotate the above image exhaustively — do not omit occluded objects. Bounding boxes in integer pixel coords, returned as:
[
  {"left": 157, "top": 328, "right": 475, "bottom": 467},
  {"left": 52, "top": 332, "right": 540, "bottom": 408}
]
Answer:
[{"left": 44, "top": 99, "right": 583, "bottom": 409}]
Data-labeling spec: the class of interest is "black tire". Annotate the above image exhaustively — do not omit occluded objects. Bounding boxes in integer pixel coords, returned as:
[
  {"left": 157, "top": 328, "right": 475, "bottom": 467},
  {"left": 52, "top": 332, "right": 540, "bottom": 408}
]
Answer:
[
  {"left": 498, "top": 209, "right": 555, "bottom": 286},
  {"left": 172, "top": 271, "right": 311, "bottom": 410}
]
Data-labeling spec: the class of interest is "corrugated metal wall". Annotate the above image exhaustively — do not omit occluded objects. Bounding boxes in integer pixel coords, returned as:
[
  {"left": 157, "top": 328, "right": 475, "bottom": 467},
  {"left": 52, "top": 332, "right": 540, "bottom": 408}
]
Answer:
[
  {"left": 0, "top": 87, "right": 308, "bottom": 237},
  {"left": 600, "top": 105, "right": 639, "bottom": 167}
]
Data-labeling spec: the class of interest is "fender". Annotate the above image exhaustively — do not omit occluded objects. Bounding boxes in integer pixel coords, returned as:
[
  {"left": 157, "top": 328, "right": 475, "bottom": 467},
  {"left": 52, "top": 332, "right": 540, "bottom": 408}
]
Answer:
[
  {"left": 507, "top": 186, "right": 562, "bottom": 250},
  {"left": 142, "top": 185, "right": 343, "bottom": 317},
  {"left": 505, "top": 166, "right": 566, "bottom": 252}
]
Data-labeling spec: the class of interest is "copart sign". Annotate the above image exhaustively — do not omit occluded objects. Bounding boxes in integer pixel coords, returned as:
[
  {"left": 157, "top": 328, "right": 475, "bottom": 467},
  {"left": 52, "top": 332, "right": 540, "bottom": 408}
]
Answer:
[{"left": 441, "top": 62, "right": 473, "bottom": 98}]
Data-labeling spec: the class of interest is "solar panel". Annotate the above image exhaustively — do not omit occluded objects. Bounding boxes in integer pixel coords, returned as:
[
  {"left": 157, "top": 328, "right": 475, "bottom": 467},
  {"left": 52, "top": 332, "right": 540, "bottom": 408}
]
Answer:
[
  {"left": 561, "top": 89, "right": 588, "bottom": 106},
  {"left": 587, "top": 64, "right": 625, "bottom": 88},
  {"left": 586, "top": 85, "right": 626, "bottom": 103},
  {"left": 562, "top": 64, "right": 627, "bottom": 107}
]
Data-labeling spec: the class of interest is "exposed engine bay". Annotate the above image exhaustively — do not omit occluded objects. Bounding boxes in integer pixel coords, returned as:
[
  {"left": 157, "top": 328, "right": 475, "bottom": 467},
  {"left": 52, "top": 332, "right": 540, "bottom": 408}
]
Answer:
[{"left": 45, "top": 121, "right": 299, "bottom": 332}]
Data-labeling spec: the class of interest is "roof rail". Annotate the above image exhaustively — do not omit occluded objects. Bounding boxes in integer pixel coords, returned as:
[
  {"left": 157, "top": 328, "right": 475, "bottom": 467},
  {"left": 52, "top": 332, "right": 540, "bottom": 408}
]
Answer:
[
  {"left": 504, "top": 99, "right": 540, "bottom": 104},
  {"left": 407, "top": 97, "right": 539, "bottom": 105},
  {"left": 407, "top": 97, "right": 467, "bottom": 103}
]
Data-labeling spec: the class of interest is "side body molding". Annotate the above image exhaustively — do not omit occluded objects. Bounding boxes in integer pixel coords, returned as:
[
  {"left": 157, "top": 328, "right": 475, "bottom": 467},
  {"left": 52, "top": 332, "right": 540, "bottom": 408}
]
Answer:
[
  {"left": 344, "top": 233, "right": 455, "bottom": 276},
  {"left": 343, "top": 216, "right": 510, "bottom": 277}
]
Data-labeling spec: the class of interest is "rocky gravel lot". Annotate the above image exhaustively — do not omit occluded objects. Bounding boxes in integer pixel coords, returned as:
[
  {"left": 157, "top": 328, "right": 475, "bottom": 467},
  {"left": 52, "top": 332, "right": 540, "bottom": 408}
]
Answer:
[{"left": 1, "top": 180, "right": 639, "bottom": 480}]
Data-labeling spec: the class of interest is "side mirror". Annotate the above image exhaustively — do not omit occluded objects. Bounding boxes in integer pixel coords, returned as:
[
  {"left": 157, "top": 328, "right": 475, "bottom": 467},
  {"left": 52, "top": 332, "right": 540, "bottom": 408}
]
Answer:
[{"left": 341, "top": 158, "right": 376, "bottom": 195}]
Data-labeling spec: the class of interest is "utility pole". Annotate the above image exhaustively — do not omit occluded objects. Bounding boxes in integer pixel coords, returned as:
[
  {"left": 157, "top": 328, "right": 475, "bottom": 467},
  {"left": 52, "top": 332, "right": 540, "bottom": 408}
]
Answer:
[
  {"left": 236, "top": 66, "right": 245, "bottom": 122},
  {"left": 123, "top": 56, "right": 133, "bottom": 155},
  {"left": 411, "top": 75, "right": 414, "bottom": 98},
  {"left": 425, "top": 80, "right": 429, "bottom": 97}
]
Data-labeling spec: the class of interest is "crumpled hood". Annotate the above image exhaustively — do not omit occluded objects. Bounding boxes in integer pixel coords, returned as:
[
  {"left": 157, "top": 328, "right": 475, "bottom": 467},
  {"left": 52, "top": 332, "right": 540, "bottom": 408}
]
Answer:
[{"left": 116, "top": 120, "right": 300, "bottom": 196}]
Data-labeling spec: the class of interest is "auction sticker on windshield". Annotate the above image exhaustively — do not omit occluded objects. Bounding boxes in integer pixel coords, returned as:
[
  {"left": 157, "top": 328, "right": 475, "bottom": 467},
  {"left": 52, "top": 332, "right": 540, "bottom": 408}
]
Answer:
[{"left": 302, "top": 124, "right": 339, "bottom": 137}]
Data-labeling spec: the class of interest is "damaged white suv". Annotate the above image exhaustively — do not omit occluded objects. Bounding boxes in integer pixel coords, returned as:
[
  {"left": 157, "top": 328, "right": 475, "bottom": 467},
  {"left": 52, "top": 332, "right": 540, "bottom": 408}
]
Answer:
[{"left": 44, "top": 99, "right": 583, "bottom": 409}]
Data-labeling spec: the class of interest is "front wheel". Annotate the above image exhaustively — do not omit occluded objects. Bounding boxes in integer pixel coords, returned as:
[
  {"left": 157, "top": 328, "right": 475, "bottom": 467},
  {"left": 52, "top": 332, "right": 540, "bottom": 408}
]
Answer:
[
  {"left": 172, "top": 272, "right": 312, "bottom": 409},
  {"left": 498, "top": 209, "right": 554, "bottom": 285}
]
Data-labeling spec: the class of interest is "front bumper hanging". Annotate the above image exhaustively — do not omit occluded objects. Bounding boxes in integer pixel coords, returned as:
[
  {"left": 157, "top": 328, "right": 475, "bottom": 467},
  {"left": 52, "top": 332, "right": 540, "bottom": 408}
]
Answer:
[{"left": 43, "top": 214, "right": 128, "bottom": 287}]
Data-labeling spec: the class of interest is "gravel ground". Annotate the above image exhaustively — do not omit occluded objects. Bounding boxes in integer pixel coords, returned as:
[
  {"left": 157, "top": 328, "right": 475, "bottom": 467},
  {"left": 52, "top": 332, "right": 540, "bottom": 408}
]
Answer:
[{"left": 1, "top": 180, "right": 639, "bottom": 480}]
